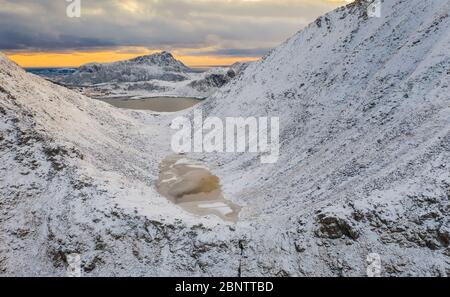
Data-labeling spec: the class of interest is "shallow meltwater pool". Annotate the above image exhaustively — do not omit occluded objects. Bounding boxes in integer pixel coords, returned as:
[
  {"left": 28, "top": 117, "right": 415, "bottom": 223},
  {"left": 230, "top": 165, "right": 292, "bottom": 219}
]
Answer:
[
  {"left": 98, "top": 96, "right": 202, "bottom": 112},
  {"left": 156, "top": 155, "right": 241, "bottom": 222}
]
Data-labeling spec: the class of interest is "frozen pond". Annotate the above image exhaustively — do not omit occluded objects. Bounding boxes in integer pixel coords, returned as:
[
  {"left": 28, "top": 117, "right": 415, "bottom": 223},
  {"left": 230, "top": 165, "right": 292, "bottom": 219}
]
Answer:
[
  {"left": 98, "top": 96, "right": 202, "bottom": 112},
  {"left": 156, "top": 155, "right": 241, "bottom": 222}
]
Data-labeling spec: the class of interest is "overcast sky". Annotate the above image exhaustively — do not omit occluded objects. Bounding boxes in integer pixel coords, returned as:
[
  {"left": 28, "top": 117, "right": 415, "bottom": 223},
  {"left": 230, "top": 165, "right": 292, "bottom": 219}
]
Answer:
[{"left": 0, "top": 0, "right": 348, "bottom": 66}]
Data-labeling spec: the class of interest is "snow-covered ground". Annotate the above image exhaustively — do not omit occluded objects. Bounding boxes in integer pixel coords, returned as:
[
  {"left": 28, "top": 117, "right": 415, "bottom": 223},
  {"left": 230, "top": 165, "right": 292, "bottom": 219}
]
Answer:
[{"left": 1, "top": 0, "right": 449, "bottom": 276}]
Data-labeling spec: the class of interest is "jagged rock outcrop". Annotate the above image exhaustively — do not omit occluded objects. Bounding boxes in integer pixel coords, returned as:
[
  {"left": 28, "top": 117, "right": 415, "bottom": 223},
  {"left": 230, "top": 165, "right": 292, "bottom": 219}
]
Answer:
[{"left": 188, "top": 62, "right": 249, "bottom": 93}]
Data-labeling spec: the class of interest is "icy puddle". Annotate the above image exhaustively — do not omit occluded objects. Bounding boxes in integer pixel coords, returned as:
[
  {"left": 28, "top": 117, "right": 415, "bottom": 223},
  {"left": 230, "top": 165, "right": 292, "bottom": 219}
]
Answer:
[
  {"left": 98, "top": 96, "right": 202, "bottom": 112},
  {"left": 156, "top": 155, "right": 241, "bottom": 222}
]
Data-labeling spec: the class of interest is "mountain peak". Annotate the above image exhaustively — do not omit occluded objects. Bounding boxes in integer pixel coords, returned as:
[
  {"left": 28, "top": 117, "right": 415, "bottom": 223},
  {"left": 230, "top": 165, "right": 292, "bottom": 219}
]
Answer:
[
  {"left": 160, "top": 51, "right": 173, "bottom": 56},
  {"left": 129, "top": 51, "right": 182, "bottom": 66},
  {"left": 60, "top": 51, "right": 192, "bottom": 85}
]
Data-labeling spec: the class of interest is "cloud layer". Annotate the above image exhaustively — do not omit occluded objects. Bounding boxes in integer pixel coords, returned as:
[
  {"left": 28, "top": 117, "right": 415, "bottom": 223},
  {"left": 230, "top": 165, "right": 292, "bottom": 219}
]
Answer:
[{"left": 0, "top": 0, "right": 345, "bottom": 56}]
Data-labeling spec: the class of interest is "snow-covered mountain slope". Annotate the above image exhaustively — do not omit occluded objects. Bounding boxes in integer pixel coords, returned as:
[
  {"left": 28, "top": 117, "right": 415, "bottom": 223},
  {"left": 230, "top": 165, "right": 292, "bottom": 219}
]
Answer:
[
  {"left": 1, "top": 0, "right": 449, "bottom": 277},
  {"left": 0, "top": 51, "right": 183, "bottom": 275},
  {"left": 59, "top": 51, "right": 192, "bottom": 85},
  {"left": 197, "top": 0, "right": 450, "bottom": 275}
]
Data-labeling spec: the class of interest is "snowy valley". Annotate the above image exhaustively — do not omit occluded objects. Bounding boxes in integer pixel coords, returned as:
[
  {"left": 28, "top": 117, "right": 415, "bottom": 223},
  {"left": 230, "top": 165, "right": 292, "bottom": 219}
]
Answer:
[{"left": 0, "top": 0, "right": 449, "bottom": 277}]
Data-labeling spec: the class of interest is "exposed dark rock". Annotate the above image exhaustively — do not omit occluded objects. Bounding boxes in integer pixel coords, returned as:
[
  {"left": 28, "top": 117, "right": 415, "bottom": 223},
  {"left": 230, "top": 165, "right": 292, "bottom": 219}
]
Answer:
[{"left": 316, "top": 213, "right": 360, "bottom": 240}]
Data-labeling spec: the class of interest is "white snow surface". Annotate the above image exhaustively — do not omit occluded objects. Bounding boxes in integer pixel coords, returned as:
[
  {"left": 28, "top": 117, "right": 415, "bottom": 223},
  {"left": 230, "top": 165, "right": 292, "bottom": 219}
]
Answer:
[{"left": 1, "top": 0, "right": 449, "bottom": 276}]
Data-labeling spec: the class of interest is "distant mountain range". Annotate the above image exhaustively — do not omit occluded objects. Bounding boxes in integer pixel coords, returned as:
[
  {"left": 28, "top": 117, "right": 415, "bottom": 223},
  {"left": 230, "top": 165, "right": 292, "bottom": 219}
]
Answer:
[
  {"left": 36, "top": 52, "right": 250, "bottom": 99},
  {"left": 58, "top": 51, "right": 193, "bottom": 86},
  {"left": 26, "top": 67, "right": 76, "bottom": 78}
]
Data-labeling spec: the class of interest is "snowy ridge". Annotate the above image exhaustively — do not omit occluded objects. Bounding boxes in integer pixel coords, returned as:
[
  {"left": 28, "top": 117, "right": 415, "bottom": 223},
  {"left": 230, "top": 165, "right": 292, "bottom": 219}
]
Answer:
[{"left": 199, "top": 0, "right": 450, "bottom": 275}]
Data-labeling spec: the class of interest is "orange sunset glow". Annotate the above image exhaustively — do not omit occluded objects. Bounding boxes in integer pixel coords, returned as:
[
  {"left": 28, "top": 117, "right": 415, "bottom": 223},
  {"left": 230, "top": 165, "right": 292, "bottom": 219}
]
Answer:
[
  {"left": 7, "top": 50, "right": 260, "bottom": 68},
  {"left": 1, "top": 1, "right": 348, "bottom": 68}
]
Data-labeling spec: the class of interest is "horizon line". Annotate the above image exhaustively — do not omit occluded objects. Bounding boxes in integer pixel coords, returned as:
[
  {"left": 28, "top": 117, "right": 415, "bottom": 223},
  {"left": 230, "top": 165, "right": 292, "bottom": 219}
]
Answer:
[{"left": 5, "top": 49, "right": 261, "bottom": 68}]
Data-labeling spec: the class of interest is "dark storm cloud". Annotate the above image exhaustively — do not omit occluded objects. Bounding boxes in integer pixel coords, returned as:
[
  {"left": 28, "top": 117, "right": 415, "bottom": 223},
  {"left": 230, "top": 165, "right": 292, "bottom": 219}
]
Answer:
[{"left": 0, "top": 0, "right": 342, "bottom": 55}]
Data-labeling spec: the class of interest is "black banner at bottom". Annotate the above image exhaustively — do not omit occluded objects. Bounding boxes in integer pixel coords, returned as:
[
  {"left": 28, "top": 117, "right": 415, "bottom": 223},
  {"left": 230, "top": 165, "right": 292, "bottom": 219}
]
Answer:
[{"left": 0, "top": 277, "right": 447, "bottom": 296}]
